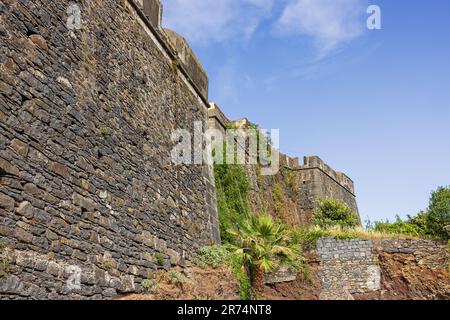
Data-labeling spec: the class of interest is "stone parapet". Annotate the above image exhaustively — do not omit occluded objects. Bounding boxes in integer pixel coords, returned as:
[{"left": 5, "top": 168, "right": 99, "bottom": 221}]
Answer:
[{"left": 164, "top": 29, "right": 209, "bottom": 101}]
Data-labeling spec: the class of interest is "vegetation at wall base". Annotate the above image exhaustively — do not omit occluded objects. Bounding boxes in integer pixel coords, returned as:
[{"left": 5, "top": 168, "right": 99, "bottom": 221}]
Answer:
[
  {"left": 227, "top": 213, "right": 303, "bottom": 298},
  {"left": 196, "top": 244, "right": 251, "bottom": 299}
]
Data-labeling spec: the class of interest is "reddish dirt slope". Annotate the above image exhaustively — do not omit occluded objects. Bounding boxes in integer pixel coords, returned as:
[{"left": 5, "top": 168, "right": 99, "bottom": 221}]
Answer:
[
  {"left": 354, "top": 252, "right": 449, "bottom": 300},
  {"left": 120, "top": 266, "right": 239, "bottom": 300}
]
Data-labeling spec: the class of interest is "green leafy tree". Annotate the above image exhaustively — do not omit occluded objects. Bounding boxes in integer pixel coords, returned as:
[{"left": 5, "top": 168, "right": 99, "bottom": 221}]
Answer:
[
  {"left": 313, "top": 197, "right": 359, "bottom": 229},
  {"left": 426, "top": 186, "right": 450, "bottom": 239},
  {"left": 228, "top": 213, "right": 301, "bottom": 298}
]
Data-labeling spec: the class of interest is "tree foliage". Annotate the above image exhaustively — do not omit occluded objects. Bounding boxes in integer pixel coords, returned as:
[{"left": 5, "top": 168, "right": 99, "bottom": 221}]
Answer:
[
  {"left": 426, "top": 186, "right": 450, "bottom": 238},
  {"left": 313, "top": 197, "right": 359, "bottom": 229}
]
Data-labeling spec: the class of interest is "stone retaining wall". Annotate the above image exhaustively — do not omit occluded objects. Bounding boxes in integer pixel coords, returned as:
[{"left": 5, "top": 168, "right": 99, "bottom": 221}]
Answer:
[
  {"left": 317, "top": 238, "right": 381, "bottom": 299},
  {"left": 317, "top": 237, "right": 448, "bottom": 300}
]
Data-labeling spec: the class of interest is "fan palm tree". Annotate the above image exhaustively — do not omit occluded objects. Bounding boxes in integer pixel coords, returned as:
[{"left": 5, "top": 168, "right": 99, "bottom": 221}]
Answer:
[{"left": 228, "top": 213, "right": 301, "bottom": 298}]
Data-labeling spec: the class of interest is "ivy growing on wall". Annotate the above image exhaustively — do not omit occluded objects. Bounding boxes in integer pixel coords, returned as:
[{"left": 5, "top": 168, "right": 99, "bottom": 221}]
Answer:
[{"left": 214, "top": 154, "right": 251, "bottom": 243}]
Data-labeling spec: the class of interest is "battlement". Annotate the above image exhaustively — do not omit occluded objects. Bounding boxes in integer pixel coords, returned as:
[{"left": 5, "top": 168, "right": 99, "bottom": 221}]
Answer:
[
  {"left": 299, "top": 156, "right": 355, "bottom": 195},
  {"left": 164, "top": 29, "right": 209, "bottom": 101},
  {"left": 208, "top": 102, "right": 231, "bottom": 135},
  {"left": 130, "top": 0, "right": 209, "bottom": 102}
]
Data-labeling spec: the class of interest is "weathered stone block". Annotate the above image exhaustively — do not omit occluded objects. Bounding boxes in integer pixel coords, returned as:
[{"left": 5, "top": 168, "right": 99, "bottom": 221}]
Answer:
[
  {"left": 143, "top": 0, "right": 162, "bottom": 30},
  {"left": 15, "top": 202, "right": 34, "bottom": 219},
  {"left": 28, "top": 34, "right": 48, "bottom": 51},
  {"left": 0, "top": 193, "right": 15, "bottom": 211},
  {"left": 10, "top": 139, "right": 29, "bottom": 157},
  {"left": 14, "top": 227, "right": 33, "bottom": 243},
  {"left": 0, "top": 159, "right": 19, "bottom": 176}
]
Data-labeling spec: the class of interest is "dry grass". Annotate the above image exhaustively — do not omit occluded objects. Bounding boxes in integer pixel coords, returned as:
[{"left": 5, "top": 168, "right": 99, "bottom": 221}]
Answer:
[{"left": 310, "top": 225, "right": 421, "bottom": 241}]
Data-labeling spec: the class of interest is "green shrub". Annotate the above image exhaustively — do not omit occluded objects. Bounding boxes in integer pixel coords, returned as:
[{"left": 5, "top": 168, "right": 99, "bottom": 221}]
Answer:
[
  {"left": 197, "top": 245, "right": 230, "bottom": 268},
  {"left": 292, "top": 227, "right": 331, "bottom": 250},
  {"left": 155, "top": 252, "right": 165, "bottom": 266},
  {"left": 281, "top": 166, "right": 295, "bottom": 189},
  {"left": 313, "top": 197, "right": 358, "bottom": 229},
  {"left": 168, "top": 270, "right": 187, "bottom": 287},
  {"left": 196, "top": 245, "right": 252, "bottom": 299},
  {"left": 100, "top": 124, "right": 109, "bottom": 136},
  {"left": 0, "top": 258, "right": 11, "bottom": 279},
  {"left": 374, "top": 215, "right": 424, "bottom": 237},
  {"left": 140, "top": 279, "right": 159, "bottom": 293},
  {"left": 101, "top": 259, "right": 114, "bottom": 270},
  {"left": 371, "top": 186, "right": 450, "bottom": 240},
  {"left": 228, "top": 251, "right": 252, "bottom": 300}
]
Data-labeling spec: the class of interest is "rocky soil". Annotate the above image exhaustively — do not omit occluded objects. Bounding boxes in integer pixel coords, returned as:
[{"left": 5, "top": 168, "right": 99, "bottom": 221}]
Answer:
[
  {"left": 120, "top": 248, "right": 449, "bottom": 301},
  {"left": 120, "top": 266, "right": 240, "bottom": 300},
  {"left": 354, "top": 251, "right": 449, "bottom": 300}
]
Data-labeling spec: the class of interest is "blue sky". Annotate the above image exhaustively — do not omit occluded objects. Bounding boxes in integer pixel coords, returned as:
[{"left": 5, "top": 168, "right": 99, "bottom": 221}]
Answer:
[{"left": 162, "top": 0, "right": 450, "bottom": 222}]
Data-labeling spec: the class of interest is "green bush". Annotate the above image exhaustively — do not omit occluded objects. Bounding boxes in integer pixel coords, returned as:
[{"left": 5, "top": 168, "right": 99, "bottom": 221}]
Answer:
[
  {"left": 0, "top": 258, "right": 11, "bottom": 279},
  {"left": 313, "top": 197, "right": 358, "bottom": 229},
  {"left": 292, "top": 227, "right": 329, "bottom": 250},
  {"left": 426, "top": 186, "right": 450, "bottom": 239},
  {"left": 168, "top": 270, "right": 187, "bottom": 287},
  {"left": 100, "top": 124, "right": 109, "bottom": 136},
  {"left": 197, "top": 245, "right": 252, "bottom": 299},
  {"left": 272, "top": 183, "right": 284, "bottom": 215},
  {"left": 228, "top": 251, "right": 252, "bottom": 300},
  {"left": 155, "top": 252, "right": 165, "bottom": 266},
  {"left": 374, "top": 215, "right": 424, "bottom": 237},
  {"left": 140, "top": 279, "right": 159, "bottom": 293},
  {"left": 197, "top": 245, "right": 230, "bottom": 268}
]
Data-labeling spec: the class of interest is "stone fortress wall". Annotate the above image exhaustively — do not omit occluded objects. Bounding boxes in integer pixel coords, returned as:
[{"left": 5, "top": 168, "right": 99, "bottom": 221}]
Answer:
[{"left": 0, "top": 0, "right": 219, "bottom": 299}]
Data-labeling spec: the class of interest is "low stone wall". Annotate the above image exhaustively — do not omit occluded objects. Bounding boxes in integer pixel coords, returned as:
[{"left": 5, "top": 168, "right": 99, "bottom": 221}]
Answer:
[
  {"left": 317, "top": 238, "right": 380, "bottom": 299},
  {"left": 317, "top": 237, "right": 449, "bottom": 300}
]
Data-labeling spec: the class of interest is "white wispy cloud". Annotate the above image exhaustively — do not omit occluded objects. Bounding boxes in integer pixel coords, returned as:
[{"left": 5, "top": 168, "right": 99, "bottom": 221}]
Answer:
[
  {"left": 162, "top": 0, "right": 274, "bottom": 44},
  {"left": 215, "top": 59, "right": 254, "bottom": 104},
  {"left": 277, "top": 0, "right": 368, "bottom": 55}
]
